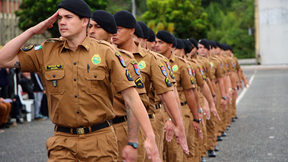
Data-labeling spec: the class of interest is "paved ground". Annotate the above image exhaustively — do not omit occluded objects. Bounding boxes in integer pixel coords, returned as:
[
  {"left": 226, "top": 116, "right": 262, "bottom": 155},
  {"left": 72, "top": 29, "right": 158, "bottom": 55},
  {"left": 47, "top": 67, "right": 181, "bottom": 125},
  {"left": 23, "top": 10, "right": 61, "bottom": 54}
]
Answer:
[{"left": 1, "top": 68, "right": 288, "bottom": 162}]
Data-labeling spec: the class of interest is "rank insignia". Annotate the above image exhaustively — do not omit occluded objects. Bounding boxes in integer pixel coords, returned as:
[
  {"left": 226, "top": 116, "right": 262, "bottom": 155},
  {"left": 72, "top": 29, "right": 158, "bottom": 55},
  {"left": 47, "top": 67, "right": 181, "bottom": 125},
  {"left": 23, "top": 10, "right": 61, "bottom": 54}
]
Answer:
[
  {"left": 52, "top": 80, "right": 57, "bottom": 87},
  {"left": 22, "top": 45, "right": 34, "bottom": 52},
  {"left": 139, "top": 61, "right": 146, "bottom": 69},
  {"left": 159, "top": 63, "right": 167, "bottom": 76},
  {"left": 91, "top": 54, "right": 101, "bottom": 65},
  {"left": 170, "top": 71, "right": 175, "bottom": 79},
  {"left": 164, "top": 59, "right": 171, "bottom": 70},
  {"left": 135, "top": 77, "right": 144, "bottom": 88},
  {"left": 187, "top": 66, "right": 192, "bottom": 76},
  {"left": 190, "top": 77, "right": 194, "bottom": 84},
  {"left": 126, "top": 70, "right": 134, "bottom": 81},
  {"left": 34, "top": 45, "right": 42, "bottom": 51},
  {"left": 165, "top": 77, "right": 172, "bottom": 87},
  {"left": 172, "top": 65, "right": 178, "bottom": 72},
  {"left": 131, "top": 60, "right": 141, "bottom": 75},
  {"left": 45, "top": 65, "right": 63, "bottom": 70},
  {"left": 115, "top": 52, "right": 127, "bottom": 68}
]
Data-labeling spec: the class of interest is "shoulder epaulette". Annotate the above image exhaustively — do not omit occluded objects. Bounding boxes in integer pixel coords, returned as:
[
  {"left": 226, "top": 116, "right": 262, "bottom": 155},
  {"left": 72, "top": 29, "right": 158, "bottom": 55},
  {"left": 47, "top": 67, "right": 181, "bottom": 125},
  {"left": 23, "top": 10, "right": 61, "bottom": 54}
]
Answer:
[
  {"left": 44, "top": 38, "right": 63, "bottom": 43},
  {"left": 146, "top": 49, "right": 158, "bottom": 59},
  {"left": 118, "top": 49, "right": 134, "bottom": 58},
  {"left": 97, "top": 40, "right": 117, "bottom": 50}
]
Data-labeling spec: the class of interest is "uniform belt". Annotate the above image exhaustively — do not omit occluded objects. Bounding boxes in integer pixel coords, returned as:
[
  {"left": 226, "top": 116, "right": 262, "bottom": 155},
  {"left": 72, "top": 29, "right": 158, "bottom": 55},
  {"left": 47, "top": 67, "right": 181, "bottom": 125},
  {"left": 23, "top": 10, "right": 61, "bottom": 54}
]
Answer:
[
  {"left": 181, "top": 101, "right": 187, "bottom": 106},
  {"left": 155, "top": 103, "right": 162, "bottom": 109},
  {"left": 55, "top": 120, "right": 112, "bottom": 135},
  {"left": 112, "top": 116, "right": 127, "bottom": 124},
  {"left": 149, "top": 114, "right": 155, "bottom": 119}
]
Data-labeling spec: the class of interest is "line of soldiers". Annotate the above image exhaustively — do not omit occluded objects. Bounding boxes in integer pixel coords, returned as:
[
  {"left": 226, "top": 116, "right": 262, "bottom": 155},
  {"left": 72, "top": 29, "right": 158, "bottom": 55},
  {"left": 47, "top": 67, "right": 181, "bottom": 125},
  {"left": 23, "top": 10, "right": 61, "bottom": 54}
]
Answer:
[{"left": 0, "top": 0, "right": 250, "bottom": 161}]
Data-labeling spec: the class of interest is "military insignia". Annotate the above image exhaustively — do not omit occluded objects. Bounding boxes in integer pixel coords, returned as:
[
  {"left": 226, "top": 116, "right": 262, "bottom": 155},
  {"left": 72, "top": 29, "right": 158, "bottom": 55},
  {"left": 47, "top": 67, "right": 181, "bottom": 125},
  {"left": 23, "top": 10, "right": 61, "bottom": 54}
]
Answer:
[
  {"left": 126, "top": 70, "right": 134, "bottom": 81},
  {"left": 210, "top": 62, "right": 214, "bottom": 69},
  {"left": 45, "top": 65, "right": 63, "bottom": 70},
  {"left": 159, "top": 63, "right": 167, "bottom": 76},
  {"left": 135, "top": 77, "right": 144, "bottom": 88},
  {"left": 203, "top": 66, "right": 207, "bottom": 72},
  {"left": 190, "top": 77, "right": 194, "bottom": 84},
  {"left": 199, "top": 66, "right": 204, "bottom": 75},
  {"left": 226, "top": 63, "right": 228, "bottom": 68},
  {"left": 170, "top": 71, "right": 175, "bottom": 79},
  {"left": 34, "top": 45, "right": 42, "bottom": 51},
  {"left": 131, "top": 60, "right": 141, "bottom": 75},
  {"left": 165, "top": 77, "right": 172, "bottom": 87},
  {"left": 187, "top": 66, "right": 192, "bottom": 76},
  {"left": 115, "top": 52, "right": 127, "bottom": 68},
  {"left": 164, "top": 59, "right": 171, "bottom": 70},
  {"left": 91, "top": 54, "right": 101, "bottom": 65},
  {"left": 22, "top": 45, "right": 34, "bottom": 52},
  {"left": 139, "top": 61, "right": 146, "bottom": 69},
  {"left": 52, "top": 80, "right": 57, "bottom": 87},
  {"left": 192, "top": 69, "right": 195, "bottom": 77},
  {"left": 172, "top": 65, "right": 178, "bottom": 72}
]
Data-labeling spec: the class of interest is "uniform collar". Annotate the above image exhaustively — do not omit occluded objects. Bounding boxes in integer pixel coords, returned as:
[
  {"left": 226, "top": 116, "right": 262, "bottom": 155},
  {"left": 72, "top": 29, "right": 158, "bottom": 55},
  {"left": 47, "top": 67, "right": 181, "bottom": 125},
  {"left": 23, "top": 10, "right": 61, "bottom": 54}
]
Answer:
[
  {"left": 169, "top": 53, "right": 176, "bottom": 62},
  {"left": 133, "top": 42, "right": 146, "bottom": 57},
  {"left": 61, "top": 36, "right": 91, "bottom": 52}
]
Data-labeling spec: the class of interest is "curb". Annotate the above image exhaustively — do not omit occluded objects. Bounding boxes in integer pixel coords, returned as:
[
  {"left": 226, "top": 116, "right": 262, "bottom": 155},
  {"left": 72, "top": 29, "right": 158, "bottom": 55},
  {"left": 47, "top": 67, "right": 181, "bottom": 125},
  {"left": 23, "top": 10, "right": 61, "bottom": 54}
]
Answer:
[{"left": 241, "top": 65, "right": 288, "bottom": 70}]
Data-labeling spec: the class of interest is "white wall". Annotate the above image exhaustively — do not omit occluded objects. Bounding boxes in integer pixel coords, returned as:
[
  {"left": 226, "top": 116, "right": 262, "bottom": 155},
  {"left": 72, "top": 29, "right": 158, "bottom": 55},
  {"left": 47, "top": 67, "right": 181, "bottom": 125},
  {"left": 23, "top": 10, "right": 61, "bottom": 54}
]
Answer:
[{"left": 259, "top": 0, "right": 288, "bottom": 65}]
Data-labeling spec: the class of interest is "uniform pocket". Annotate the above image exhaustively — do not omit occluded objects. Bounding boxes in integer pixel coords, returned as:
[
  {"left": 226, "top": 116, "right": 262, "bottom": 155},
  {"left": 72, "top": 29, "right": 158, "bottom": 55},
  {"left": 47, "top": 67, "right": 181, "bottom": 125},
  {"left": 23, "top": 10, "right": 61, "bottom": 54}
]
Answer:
[
  {"left": 85, "top": 68, "right": 106, "bottom": 94},
  {"left": 44, "top": 70, "right": 65, "bottom": 95}
]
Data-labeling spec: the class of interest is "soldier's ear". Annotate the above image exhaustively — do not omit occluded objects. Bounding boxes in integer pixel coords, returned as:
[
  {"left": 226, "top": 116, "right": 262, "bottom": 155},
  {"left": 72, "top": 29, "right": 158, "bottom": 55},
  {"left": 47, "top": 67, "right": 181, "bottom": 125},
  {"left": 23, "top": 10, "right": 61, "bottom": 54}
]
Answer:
[{"left": 129, "top": 28, "right": 135, "bottom": 36}]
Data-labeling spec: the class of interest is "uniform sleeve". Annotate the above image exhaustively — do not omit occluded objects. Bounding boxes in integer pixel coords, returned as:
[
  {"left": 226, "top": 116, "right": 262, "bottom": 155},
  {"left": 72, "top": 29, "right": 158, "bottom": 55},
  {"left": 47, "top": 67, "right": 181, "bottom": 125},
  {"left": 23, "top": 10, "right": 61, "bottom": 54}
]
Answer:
[
  {"left": 18, "top": 45, "right": 43, "bottom": 73},
  {"left": 161, "top": 58, "right": 176, "bottom": 84},
  {"left": 180, "top": 62, "right": 196, "bottom": 90},
  {"left": 126, "top": 59, "right": 146, "bottom": 95},
  {"left": 215, "top": 61, "right": 224, "bottom": 78},
  {"left": 106, "top": 49, "right": 136, "bottom": 93},
  {"left": 226, "top": 57, "right": 233, "bottom": 73},
  {"left": 205, "top": 60, "right": 213, "bottom": 80},
  {"left": 150, "top": 56, "right": 173, "bottom": 95},
  {"left": 191, "top": 62, "right": 205, "bottom": 87}
]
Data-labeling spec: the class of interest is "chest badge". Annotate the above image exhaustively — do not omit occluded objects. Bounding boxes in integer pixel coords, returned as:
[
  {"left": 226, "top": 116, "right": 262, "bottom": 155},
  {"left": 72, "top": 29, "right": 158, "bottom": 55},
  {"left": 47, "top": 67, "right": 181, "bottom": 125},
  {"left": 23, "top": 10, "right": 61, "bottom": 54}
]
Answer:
[
  {"left": 52, "top": 80, "right": 57, "bottom": 87},
  {"left": 131, "top": 60, "right": 141, "bottom": 75},
  {"left": 172, "top": 65, "right": 178, "bottom": 72},
  {"left": 210, "top": 62, "right": 214, "bottom": 69},
  {"left": 115, "top": 52, "right": 127, "bottom": 68},
  {"left": 92, "top": 54, "right": 101, "bottom": 65},
  {"left": 139, "top": 61, "right": 146, "bottom": 70}
]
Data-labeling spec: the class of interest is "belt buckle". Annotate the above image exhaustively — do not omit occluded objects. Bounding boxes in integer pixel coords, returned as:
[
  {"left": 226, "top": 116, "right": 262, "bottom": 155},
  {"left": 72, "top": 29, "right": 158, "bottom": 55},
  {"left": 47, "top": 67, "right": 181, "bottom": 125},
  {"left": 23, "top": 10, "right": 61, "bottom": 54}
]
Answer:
[{"left": 76, "top": 128, "right": 85, "bottom": 135}]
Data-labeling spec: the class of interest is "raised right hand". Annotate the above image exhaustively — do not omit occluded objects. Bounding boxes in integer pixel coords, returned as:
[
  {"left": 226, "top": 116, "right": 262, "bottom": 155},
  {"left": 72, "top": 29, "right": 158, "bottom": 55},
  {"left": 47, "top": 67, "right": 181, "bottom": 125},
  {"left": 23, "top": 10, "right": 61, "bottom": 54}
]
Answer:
[{"left": 29, "top": 11, "right": 59, "bottom": 35}]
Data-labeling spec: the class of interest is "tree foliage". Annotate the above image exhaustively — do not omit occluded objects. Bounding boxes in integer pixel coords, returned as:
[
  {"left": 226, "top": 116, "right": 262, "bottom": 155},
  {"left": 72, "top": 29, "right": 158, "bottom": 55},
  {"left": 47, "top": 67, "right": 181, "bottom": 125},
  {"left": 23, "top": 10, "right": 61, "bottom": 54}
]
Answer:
[
  {"left": 15, "top": 0, "right": 109, "bottom": 38},
  {"left": 141, "top": 0, "right": 208, "bottom": 39}
]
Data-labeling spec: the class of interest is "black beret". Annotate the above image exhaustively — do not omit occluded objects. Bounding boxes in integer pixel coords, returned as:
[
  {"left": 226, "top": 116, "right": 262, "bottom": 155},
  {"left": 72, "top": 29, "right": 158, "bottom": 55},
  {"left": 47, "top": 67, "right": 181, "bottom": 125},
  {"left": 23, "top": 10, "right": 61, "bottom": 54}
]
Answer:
[
  {"left": 134, "top": 23, "right": 144, "bottom": 38},
  {"left": 137, "top": 21, "right": 149, "bottom": 39},
  {"left": 198, "top": 39, "right": 210, "bottom": 50},
  {"left": 113, "top": 10, "right": 136, "bottom": 28},
  {"left": 147, "top": 28, "right": 155, "bottom": 42},
  {"left": 182, "top": 39, "right": 193, "bottom": 54},
  {"left": 188, "top": 38, "right": 198, "bottom": 49},
  {"left": 176, "top": 39, "right": 184, "bottom": 49},
  {"left": 209, "top": 40, "right": 217, "bottom": 48},
  {"left": 215, "top": 42, "right": 222, "bottom": 49},
  {"left": 171, "top": 34, "right": 177, "bottom": 47},
  {"left": 58, "top": 0, "right": 91, "bottom": 18},
  {"left": 156, "top": 30, "right": 173, "bottom": 44},
  {"left": 91, "top": 10, "right": 117, "bottom": 34}
]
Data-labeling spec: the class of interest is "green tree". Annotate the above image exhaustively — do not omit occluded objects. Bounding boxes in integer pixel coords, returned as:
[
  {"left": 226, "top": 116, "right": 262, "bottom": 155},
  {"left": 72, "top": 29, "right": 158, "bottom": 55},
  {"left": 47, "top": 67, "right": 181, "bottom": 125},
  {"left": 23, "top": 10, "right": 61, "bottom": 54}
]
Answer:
[
  {"left": 141, "top": 0, "right": 208, "bottom": 39},
  {"left": 15, "top": 0, "right": 109, "bottom": 38}
]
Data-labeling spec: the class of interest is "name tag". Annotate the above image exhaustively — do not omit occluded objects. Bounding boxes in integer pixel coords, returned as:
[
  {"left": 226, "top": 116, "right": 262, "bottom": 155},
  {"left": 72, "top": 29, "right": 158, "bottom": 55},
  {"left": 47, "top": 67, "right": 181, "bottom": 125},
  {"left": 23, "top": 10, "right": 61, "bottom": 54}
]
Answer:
[{"left": 45, "top": 65, "right": 63, "bottom": 70}]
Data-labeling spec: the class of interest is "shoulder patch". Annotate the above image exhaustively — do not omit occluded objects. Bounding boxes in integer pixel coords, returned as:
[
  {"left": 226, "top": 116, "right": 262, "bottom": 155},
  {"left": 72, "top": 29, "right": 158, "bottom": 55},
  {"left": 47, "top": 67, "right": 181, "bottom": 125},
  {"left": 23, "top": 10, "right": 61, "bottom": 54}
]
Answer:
[
  {"left": 131, "top": 59, "right": 141, "bottom": 75},
  {"left": 126, "top": 69, "right": 134, "bottom": 81},
  {"left": 170, "top": 70, "right": 175, "bottom": 79},
  {"left": 165, "top": 77, "right": 172, "bottom": 87},
  {"left": 164, "top": 58, "right": 171, "bottom": 70},
  {"left": 22, "top": 45, "right": 34, "bottom": 52},
  {"left": 34, "top": 45, "right": 42, "bottom": 51},
  {"left": 187, "top": 65, "right": 192, "bottom": 76},
  {"left": 159, "top": 63, "right": 167, "bottom": 76},
  {"left": 135, "top": 77, "right": 144, "bottom": 89},
  {"left": 115, "top": 52, "right": 127, "bottom": 68}
]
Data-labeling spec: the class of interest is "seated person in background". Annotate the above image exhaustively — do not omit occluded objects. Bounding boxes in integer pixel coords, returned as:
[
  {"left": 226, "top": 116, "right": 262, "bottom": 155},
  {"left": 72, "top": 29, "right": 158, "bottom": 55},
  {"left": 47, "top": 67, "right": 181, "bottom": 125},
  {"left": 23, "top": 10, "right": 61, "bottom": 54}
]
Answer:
[
  {"left": 0, "top": 98, "right": 12, "bottom": 132},
  {"left": 10, "top": 95, "right": 24, "bottom": 124}
]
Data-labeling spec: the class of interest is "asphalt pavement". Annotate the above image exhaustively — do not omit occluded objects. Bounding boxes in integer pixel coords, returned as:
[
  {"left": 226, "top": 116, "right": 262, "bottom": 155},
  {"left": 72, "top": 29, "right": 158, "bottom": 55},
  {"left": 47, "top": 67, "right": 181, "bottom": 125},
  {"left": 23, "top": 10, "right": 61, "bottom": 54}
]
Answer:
[{"left": 1, "top": 68, "right": 288, "bottom": 162}]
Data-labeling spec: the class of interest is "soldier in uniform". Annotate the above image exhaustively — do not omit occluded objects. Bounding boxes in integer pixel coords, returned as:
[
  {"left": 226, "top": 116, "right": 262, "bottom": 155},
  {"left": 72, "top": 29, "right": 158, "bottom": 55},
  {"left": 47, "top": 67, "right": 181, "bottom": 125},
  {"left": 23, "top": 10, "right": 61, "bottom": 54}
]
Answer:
[
  {"left": 112, "top": 11, "right": 188, "bottom": 162},
  {"left": 155, "top": 31, "right": 203, "bottom": 162},
  {"left": 0, "top": 0, "right": 161, "bottom": 161},
  {"left": 88, "top": 10, "right": 156, "bottom": 162},
  {"left": 146, "top": 28, "right": 156, "bottom": 51}
]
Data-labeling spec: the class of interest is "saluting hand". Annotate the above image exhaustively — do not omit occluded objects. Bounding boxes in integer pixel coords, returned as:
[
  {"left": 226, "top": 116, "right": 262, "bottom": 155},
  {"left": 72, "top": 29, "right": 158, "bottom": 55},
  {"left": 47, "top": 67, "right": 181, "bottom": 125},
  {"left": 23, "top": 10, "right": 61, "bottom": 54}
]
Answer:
[
  {"left": 144, "top": 136, "right": 161, "bottom": 162},
  {"left": 174, "top": 124, "right": 189, "bottom": 155},
  {"left": 29, "top": 11, "right": 59, "bottom": 35}
]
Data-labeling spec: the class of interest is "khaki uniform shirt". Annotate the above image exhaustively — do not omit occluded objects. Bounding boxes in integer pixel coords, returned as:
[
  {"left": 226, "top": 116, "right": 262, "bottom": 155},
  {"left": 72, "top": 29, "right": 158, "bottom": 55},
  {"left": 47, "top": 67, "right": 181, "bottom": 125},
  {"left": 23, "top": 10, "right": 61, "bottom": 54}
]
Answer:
[
  {"left": 133, "top": 44, "right": 173, "bottom": 114},
  {"left": 198, "top": 56, "right": 214, "bottom": 80},
  {"left": 209, "top": 56, "right": 224, "bottom": 79},
  {"left": 112, "top": 48, "right": 146, "bottom": 117},
  {"left": 18, "top": 37, "right": 135, "bottom": 128},
  {"left": 169, "top": 54, "right": 196, "bottom": 103}
]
